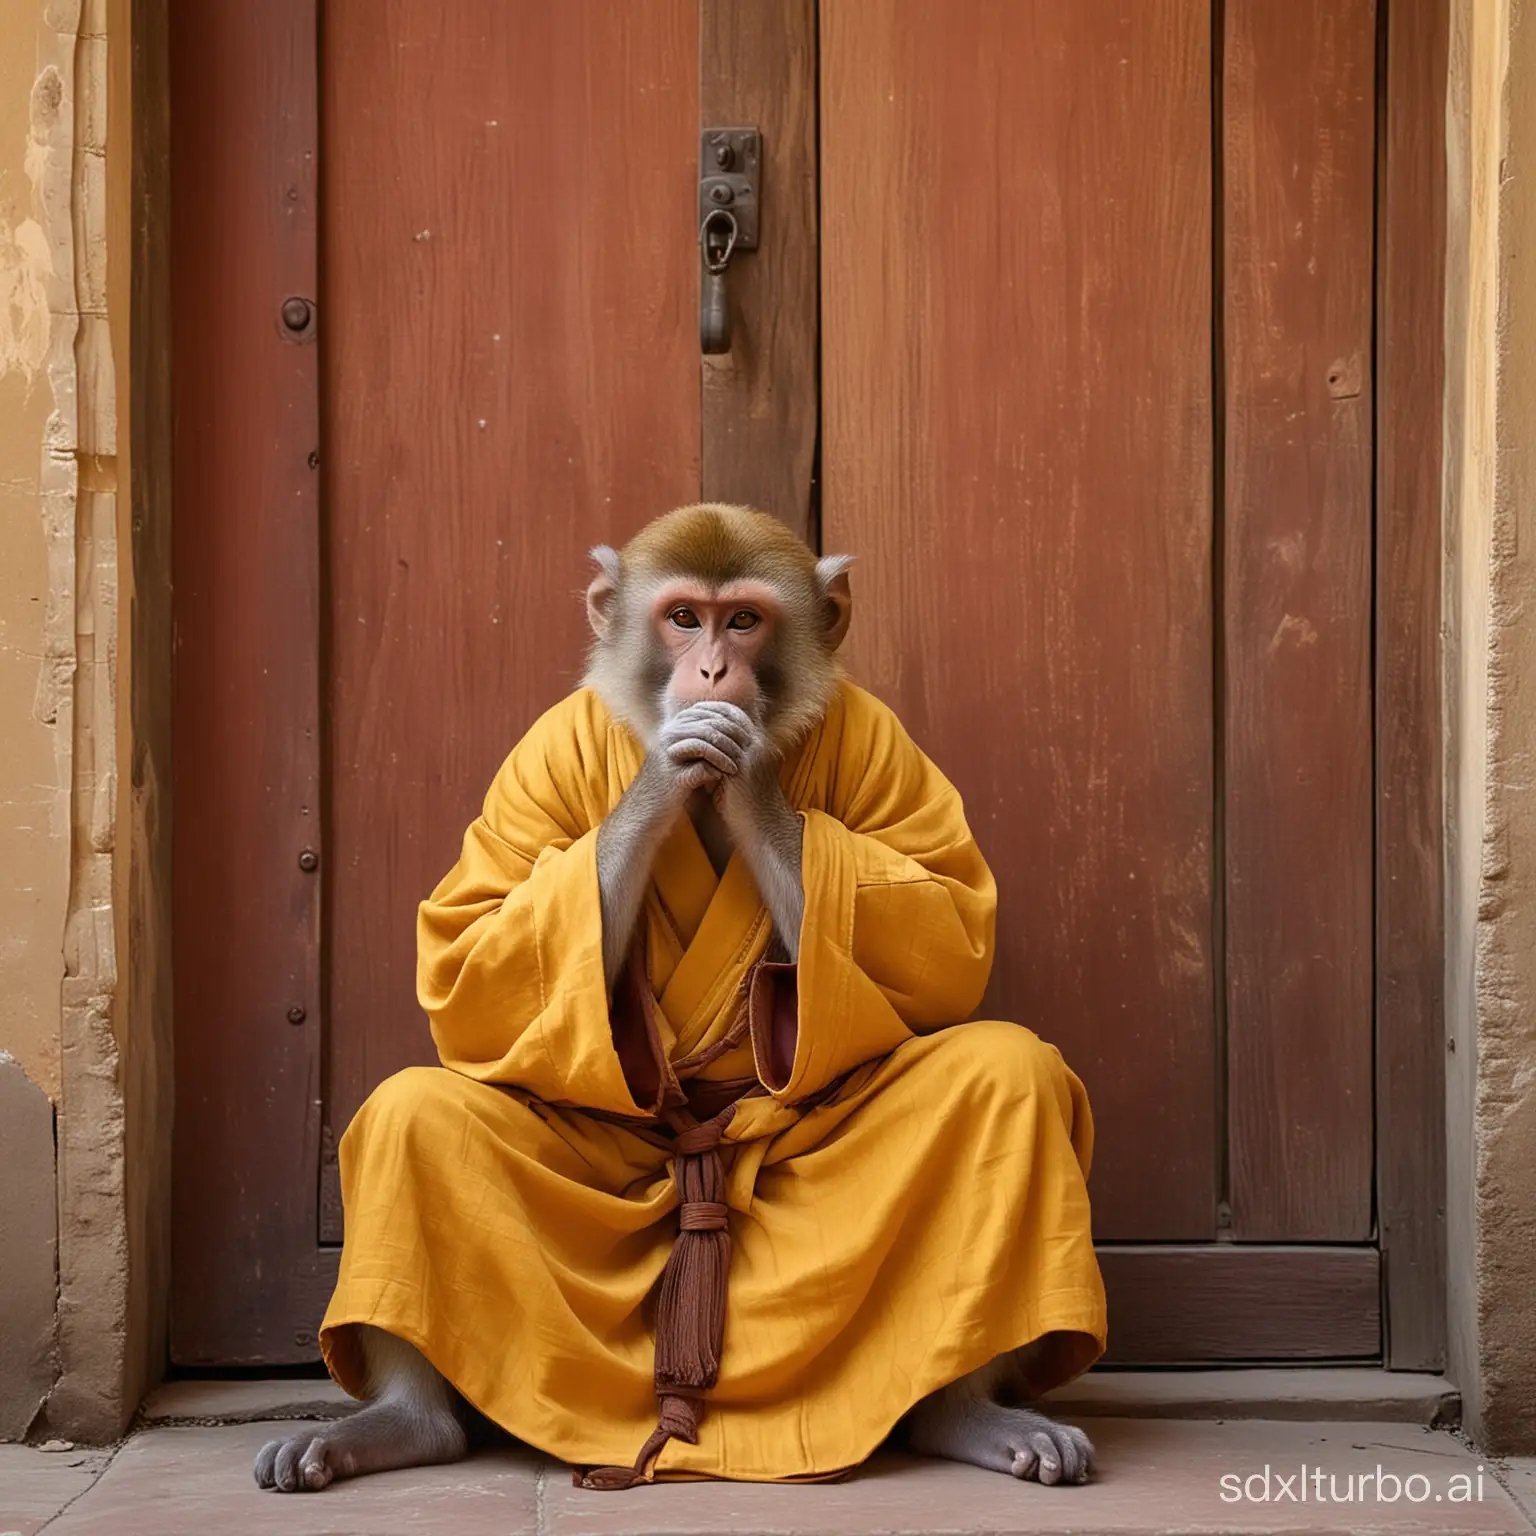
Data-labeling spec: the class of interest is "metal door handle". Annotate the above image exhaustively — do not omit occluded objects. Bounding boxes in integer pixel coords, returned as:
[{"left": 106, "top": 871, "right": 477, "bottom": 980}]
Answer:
[
  {"left": 700, "top": 209, "right": 738, "bottom": 355},
  {"left": 698, "top": 128, "right": 760, "bottom": 357}
]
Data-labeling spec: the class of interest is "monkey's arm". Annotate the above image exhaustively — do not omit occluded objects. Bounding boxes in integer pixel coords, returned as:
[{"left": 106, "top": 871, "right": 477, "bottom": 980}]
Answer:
[
  {"left": 594, "top": 763, "right": 675, "bottom": 988},
  {"left": 596, "top": 700, "right": 758, "bottom": 986},
  {"left": 742, "top": 688, "right": 997, "bottom": 1102},
  {"left": 717, "top": 765, "right": 806, "bottom": 961}
]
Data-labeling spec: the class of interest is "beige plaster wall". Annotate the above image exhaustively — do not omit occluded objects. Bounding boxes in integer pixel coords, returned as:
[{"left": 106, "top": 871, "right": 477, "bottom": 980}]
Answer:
[
  {"left": 0, "top": 0, "right": 144, "bottom": 1444},
  {"left": 0, "top": 0, "right": 74, "bottom": 1115},
  {"left": 1446, "top": 0, "right": 1536, "bottom": 1460}
]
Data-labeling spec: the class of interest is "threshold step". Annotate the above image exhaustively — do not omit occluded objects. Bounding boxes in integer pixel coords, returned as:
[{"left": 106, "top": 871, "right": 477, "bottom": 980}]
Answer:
[
  {"left": 1043, "top": 1368, "right": 1460, "bottom": 1427},
  {"left": 143, "top": 1367, "right": 1461, "bottom": 1432}
]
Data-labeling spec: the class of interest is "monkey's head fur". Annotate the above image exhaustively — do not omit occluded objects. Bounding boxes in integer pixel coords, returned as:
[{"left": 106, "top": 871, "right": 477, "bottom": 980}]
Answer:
[{"left": 583, "top": 503, "right": 854, "bottom": 750}]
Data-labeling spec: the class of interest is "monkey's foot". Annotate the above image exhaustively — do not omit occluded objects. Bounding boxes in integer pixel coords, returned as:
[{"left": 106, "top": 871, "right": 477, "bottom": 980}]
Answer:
[
  {"left": 253, "top": 1397, "right": 468, "bottom": 1492},
  {"left": 906, "top": 1395, "right": 1095, "bottom": 1486}
]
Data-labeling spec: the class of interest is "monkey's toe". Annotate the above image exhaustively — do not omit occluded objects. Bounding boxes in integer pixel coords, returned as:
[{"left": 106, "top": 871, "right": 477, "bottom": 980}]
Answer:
[
  {"left": 1059, "top": 1423, "right": 1095, "bottom": 1483},
  {"left": 1009, "top": 1421, "right": 1093, "bottom": 1486},
  {"left": 299, "top": 1440, "right": 337, "bottom": 1490},
  {"left": 252, "top": 1439, "right": 281, "bottom": 1488},
  {"left": 266, "top": 1433, "right": 329, "bottom": 1493}
]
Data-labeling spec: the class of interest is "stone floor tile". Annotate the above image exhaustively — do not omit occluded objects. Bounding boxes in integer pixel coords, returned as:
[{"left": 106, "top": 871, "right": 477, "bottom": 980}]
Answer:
[
  {"left": 542, "top": 1419, "right": 1531, "bottom": 1535},
  {"left": 0, "top": 1444, "right": 112, "bottom": 1536},
  {"left": 1503, "top": 1458, "right": 1536, "bottom": 1526},
  {"left": 42, "top": 1422, "right": 547, "bottom": 1536},
  {"left": 17, "top": 1415, "right": 1533, "bottom": 1536}
]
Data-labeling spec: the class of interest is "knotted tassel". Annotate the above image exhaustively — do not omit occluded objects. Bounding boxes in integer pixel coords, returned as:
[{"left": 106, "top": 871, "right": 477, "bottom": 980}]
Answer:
[
  {"left": 653, "top": 1120, "right": 732, "bottom": 1410},
  {"left": 575, "top": 1105, "right": 737, "bottom": 1490}
]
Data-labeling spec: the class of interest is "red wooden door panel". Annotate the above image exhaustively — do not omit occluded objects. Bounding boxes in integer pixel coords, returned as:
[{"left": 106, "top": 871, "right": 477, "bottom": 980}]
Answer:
[
  {"left": 170, "top": 0, "right": 323, "bottom": 1363},
  {"left": 1222, "top": 0, "right": 1376, "bottom": 1240},
  {"left": 820, "top": 0, "right": 1217, "bottom": 1240},
  {"left": 320, "top": 0, "right": 701, "bottom": 1176}
]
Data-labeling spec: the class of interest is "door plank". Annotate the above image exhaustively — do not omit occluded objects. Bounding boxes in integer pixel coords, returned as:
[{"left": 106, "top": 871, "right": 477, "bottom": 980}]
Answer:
[
  {"left": 1222, "top": 0, "right": 1376, "bottom": 1240},
  {"left": 291, "top": 1237, "right": 1381, "bottom": 1367},
  {"left": 169, "top": 0, "right": 323, "bottom": 1363},
  {"left": 1098, "top": 1246, "right": 1380, "bottom": 1363},
  {"left": 819, "top": 0, "right": 1217, "bottom": 1238},
  {"left": 1376, "top": 0, "right": 1448, "bottom": 1368},
  {"left": 700, "top": 0, "right": 819, "bottom": 536},
  {"left": 320, "top": 0, "right": 701, "bottom": 1184}
]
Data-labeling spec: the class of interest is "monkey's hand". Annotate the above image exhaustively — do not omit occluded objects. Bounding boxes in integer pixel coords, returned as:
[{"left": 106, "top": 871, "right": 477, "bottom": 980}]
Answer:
[
  {"left": 695, "top": 703, "right": 783, "bottom": 816},
  {"left": 706, "top": 704, "right": 806, "bottom": 960},
  {"left": 653, "top": 701, "right": 756, "bottom": 798}
]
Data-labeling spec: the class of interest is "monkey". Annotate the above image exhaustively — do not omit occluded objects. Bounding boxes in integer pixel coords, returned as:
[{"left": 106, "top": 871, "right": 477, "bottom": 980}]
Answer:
[
  {"left": 582, "top": 520, "right": 853, "bottom": 986},
  {"left": 256, "top": 503, "right": 1098, "bottom": 1493}
]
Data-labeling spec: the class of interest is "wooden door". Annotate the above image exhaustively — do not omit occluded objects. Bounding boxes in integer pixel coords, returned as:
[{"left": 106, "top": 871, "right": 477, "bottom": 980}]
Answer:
[
  {"left": 820, "top": 0, "right": 1380, "bottom": 1360},
  {"left": 171, "top": 0, "right": 1444, "bottom": 1371}
]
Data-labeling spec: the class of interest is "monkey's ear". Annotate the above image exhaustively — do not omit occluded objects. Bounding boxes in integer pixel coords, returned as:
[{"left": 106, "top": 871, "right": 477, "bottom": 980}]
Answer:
[
  {"left": 816, "top": 553, "right": 855, "bottom": 651},
  {"left": 586, "top": 545, "right": 622, "bottom": 638}
]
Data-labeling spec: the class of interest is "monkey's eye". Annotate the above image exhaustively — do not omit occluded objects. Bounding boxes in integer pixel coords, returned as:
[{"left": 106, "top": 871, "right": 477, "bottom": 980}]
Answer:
[
  {"left": 668, "top": 607, "right": 701, "bottom": 630},
  {"left": 727, "top": 610, "right": 760, "bottom": 632}
]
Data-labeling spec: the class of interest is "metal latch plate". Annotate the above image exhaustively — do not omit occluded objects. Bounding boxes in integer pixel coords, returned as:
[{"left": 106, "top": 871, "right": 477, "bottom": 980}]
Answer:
[{"left": 699, "top": 128, "right": 761, "bottom": 250}]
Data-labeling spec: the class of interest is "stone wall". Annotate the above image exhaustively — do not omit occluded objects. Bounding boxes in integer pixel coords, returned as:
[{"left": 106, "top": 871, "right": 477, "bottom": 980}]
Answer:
[
  {"left": 0, "top": 0, "right": 160, "bottom": 1445},
  {"left": 1445, "top": 0, "right": 1536, "bottom": 1459}
]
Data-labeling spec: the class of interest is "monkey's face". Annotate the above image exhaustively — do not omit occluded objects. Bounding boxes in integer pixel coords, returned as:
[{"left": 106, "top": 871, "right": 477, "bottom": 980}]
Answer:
[
  {"left": 582, "top": 504, "right": 854, "bottom": 751},
  {"left": 651, "top": 580, "right": 777, "bottom": 719}
]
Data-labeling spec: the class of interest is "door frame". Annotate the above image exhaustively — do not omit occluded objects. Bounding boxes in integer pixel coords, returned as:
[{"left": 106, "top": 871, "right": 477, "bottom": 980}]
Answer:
[
  {"left": 1372, "top": 0, "right": 1448, "bottom": 1372},
  {"left": 163, "top": 0, "right": 1447, "bottom": 1370}
]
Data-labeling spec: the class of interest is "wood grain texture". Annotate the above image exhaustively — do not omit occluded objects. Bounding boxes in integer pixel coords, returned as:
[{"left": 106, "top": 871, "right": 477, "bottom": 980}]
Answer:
[
  {"left": 169, "top": 0, "right": 323, "bottom": 1363},
  {"left": 320, "top": 0, "right": 701, "bottom": 1176},
  {"left": 1222, "top": 0, "right": 1376, "bottom": 1240},
  {"left": 700, "top": 0, "right": 819, "bottom": 537},
  {"left": 820, "top": 0, "right": 1217, "bottom": 1239},
  {"left": 1376, "top": 0, "right": 1448, "bottom": 1369},
  {"left": 1098, "top": 1246, "right": 1381, "bottom": 1363}
]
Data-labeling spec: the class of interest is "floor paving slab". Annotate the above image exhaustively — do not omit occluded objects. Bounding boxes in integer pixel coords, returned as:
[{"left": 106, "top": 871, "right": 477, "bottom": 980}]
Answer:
[
  {"left": 40, "top": 1423, "right": 544, "bottom": 1536},
  {"left": 9, "top": 1416, "right": 1530, "bottom": 1536},
  {"left": 1504, "top": 1458, "right": 1536, "bottom": 1527},
  {"left": 541, "top": 1419, "right": 1530, "bottom": 1536},
  {"left": 0, "top": 1444, "right": 113, "bottom": 1536}
]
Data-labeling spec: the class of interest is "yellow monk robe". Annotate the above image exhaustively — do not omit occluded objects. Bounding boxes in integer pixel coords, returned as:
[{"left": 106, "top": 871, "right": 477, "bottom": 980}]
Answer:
[{"left": 320, "top": 680, "right": 1106, "bottom": 1482}]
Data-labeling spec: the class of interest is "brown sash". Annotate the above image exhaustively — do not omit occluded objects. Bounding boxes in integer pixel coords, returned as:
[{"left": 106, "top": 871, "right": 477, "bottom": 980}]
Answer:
[
  {"left": 575, "top": 942, "right": 760, "bottom": 1489},
  {"left": 575, "top": 1100, "right": 739, "bottom": 1489}
]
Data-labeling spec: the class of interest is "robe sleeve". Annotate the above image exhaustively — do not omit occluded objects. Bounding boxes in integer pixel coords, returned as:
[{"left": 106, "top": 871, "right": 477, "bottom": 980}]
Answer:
[
  {"left": 416, "top": 694, "right": 667, "bottom": 1115},
  {"left": 750, "top": 690, "right": 997, "bottom": 1101}
]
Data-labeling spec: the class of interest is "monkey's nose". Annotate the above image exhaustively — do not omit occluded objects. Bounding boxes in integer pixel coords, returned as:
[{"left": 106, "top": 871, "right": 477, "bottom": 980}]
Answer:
[{"left": 701, "top": 661, "right": 728, "bottom": 682}]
